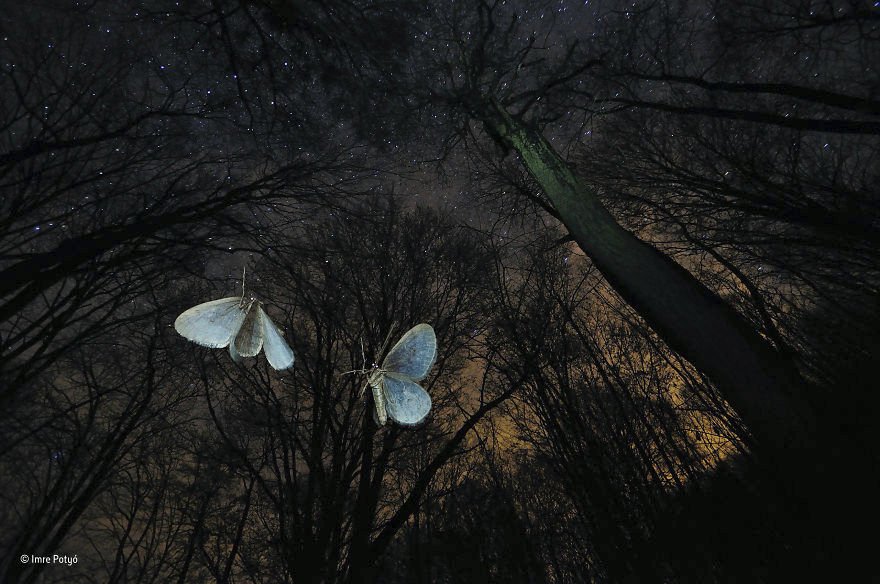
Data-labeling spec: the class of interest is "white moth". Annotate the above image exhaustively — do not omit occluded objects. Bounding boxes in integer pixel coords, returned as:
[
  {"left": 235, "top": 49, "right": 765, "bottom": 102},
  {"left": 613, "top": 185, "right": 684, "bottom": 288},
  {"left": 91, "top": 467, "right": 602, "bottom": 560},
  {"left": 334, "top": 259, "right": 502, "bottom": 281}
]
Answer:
[
  {"left": 366, "top": 323, "right": 436, "bottom": 427},
  {"left": 174, "top": 282, "right": 295, "bottom": 370}
]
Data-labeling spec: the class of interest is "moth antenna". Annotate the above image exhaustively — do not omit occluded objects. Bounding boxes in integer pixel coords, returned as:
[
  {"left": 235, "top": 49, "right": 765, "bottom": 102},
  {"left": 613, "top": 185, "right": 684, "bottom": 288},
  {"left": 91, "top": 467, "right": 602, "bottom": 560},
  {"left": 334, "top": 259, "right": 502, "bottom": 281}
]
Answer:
[
  {"left": 242, "top": 265, "right": 247, "bottom": 298},
  {"left": 340, "top": 335, "right": 369, "bottom": 378},
  {"left": 340, "top": 364, "right": 372, "bottom": 377}
]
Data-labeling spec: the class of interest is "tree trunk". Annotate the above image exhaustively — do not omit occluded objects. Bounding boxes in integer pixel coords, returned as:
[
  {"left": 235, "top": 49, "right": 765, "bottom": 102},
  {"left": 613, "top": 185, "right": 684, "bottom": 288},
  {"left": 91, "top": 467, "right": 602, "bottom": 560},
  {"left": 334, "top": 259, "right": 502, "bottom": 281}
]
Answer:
[
  {"left": 347, "top": 396, "right": 379, "bottom": 584},
  {"left": 478, "top": 100, "right": 816, "bottom": 462}
]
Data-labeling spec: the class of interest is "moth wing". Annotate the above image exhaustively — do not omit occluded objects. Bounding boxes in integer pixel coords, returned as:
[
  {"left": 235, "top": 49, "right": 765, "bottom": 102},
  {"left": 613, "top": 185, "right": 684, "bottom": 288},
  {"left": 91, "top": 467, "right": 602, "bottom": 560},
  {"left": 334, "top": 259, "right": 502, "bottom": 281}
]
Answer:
[
  {"left": 259, "top": 306, "right": 295, "bottom": 370},
  {"left": 229, "top": 340, "right": 243, "bottom": 363},
  {"left": 233, "top": 302, "right": 264, "bottom": 357},
  {"left": 174, "top": 297, "right": 246, "bottom": 348},
  {"left": 382, "top": 323, "right": 436, "bottom": 381},
  {"left": 371, "top": 405, "right": 381, "bottom": 426},
  {"left": 383, "top": 372, "right": 432, "bottom": 427}
]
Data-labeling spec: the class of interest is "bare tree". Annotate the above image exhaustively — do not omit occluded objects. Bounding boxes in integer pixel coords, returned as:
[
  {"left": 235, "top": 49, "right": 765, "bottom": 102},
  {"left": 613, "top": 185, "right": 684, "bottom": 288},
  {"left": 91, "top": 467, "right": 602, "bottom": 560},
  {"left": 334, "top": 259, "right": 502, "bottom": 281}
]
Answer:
[{"left": 252, "top": 0, "right": 826, "bottom": 464}]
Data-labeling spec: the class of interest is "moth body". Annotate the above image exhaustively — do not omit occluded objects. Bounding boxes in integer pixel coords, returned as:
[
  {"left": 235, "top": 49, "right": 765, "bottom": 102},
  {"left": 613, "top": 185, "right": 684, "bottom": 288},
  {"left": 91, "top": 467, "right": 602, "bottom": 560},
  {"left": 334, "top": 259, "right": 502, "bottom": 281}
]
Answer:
[
  {"left": 368, "top": 369, "right": 388, "bottom": 426},
  {"left": 175, "top": 294, "right": 295, "bottom": 370},
  {"left": 366, "top": 324, "right": 437, "bottom": 427}
]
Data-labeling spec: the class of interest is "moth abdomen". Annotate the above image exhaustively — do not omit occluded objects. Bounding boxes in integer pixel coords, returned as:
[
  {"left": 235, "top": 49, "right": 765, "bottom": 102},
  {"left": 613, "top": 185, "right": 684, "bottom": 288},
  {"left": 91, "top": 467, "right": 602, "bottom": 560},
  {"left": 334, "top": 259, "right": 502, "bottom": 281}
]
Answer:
[{"left": 370, "top": 379, "right": 388, "bottom": 426}]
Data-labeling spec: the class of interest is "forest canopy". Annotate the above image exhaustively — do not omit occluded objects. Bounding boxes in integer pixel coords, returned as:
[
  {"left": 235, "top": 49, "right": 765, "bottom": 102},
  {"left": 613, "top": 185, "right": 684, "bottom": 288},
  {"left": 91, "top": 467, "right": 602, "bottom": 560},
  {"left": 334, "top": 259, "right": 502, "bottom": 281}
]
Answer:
[{"left": 1, "top": 1, "right": 878, "bottom": 582}]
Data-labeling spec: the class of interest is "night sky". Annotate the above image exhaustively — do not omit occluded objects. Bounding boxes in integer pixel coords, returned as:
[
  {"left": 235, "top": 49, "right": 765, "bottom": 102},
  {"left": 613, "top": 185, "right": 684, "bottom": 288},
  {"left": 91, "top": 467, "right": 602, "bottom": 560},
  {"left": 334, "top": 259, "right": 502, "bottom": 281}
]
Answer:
[{"left": 1, "top": 1, "right": 879, "bottom": 582}]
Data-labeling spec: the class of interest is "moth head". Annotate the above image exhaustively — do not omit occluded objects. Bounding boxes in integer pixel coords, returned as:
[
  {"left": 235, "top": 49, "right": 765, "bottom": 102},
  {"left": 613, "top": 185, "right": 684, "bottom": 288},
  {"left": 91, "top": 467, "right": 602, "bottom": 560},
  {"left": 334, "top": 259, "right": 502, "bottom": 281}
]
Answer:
[{"left": 239, "top": 296, "right": 258, "bottom": 311}]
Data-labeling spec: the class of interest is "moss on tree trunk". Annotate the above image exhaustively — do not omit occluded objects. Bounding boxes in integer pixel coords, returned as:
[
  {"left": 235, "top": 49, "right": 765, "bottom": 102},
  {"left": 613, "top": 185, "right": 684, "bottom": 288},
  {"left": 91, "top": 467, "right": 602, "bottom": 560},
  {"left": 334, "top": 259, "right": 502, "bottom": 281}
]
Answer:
[{"left": 480, "top": 100, "right": 816, "bottom": 461}]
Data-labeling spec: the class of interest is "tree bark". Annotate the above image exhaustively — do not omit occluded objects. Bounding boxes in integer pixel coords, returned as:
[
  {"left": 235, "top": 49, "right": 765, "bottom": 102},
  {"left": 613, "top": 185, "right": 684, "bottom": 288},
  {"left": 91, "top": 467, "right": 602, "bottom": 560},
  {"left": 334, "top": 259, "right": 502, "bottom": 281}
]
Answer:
[{"left": 477, "top": 100, "right": 817, "bottom": 462}]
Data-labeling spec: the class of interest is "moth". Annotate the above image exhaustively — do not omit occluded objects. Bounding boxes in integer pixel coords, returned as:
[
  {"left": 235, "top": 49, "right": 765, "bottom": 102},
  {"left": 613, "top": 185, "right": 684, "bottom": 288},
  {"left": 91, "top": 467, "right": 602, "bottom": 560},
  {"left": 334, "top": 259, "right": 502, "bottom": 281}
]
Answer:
[
  {"left": 365, "top": 323, "right": 436, "bottom": 427},
  {"left": 174, "top": 273, "right": 295, "bottom": 370}
]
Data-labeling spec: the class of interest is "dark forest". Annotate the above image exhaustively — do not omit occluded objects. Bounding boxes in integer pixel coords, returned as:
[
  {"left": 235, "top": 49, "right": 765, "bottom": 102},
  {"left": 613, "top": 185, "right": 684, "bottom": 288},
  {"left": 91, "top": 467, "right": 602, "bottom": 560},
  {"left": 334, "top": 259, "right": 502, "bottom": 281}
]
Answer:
[{"left": 1, "top": 1, "right": 878, "bottom": 582}]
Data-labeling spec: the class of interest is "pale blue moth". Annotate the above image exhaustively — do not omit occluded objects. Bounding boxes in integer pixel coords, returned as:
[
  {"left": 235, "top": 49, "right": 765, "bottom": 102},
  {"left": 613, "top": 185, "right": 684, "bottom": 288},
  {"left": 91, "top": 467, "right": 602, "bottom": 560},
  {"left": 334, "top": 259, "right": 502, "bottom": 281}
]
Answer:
[
  {"left": 366, "top": 323, "right": 436, "bottom": 426},
  {"left": 173, "top": 275, "right": 295, "bottom": 370}
]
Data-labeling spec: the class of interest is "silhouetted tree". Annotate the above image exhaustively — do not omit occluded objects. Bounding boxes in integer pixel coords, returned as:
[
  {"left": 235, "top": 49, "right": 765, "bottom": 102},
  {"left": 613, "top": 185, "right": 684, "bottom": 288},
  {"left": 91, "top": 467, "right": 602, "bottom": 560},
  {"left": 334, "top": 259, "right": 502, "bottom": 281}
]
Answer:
[
  {"left": 152, "top": 199, "right": 521, "bottom": 583},
  {"left": 4, "top": 1, "right": 877, "bottom": 582},
  {"left": 0, "top": 1, "right": 365, "bottom": 395}
]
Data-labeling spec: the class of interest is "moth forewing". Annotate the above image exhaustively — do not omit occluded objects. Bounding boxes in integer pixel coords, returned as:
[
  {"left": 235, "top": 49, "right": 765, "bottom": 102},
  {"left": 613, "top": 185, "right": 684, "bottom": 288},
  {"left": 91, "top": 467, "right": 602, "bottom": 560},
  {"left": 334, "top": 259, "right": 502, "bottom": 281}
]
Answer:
[
  {"left": 258, "top": 306, "right": 295, "bottom": 370},
  {"left": 174, "top": 297, "right": 248, "bottom": 348},
  {"left": 233, "top": 299, "right": 263, "bottom": 357},
  {"left": 382, "top": 324, "right": 437, "bottom": 381}
]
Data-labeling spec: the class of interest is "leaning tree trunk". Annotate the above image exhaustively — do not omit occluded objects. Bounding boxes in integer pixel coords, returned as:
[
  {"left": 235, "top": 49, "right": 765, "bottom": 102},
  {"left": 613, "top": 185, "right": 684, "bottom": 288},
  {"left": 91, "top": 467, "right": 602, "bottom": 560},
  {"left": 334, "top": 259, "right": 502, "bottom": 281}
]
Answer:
[{"left": 477, "top": 100, "right": 817, "bottom": 463}]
